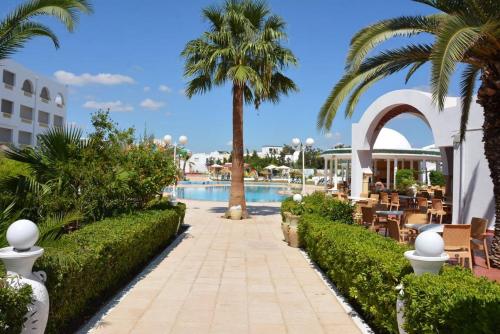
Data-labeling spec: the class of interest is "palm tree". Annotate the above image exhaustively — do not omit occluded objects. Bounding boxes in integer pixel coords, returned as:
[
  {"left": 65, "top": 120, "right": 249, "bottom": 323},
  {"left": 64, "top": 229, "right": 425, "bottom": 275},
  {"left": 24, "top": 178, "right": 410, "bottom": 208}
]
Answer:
[
  {"left": 182, "top": 0, "right": 298, "bottom": 217},
  {"left": 0, "top": 0, "right": 92, "bottom": 60},
  {"left": 317, "top": 0, "right": 500, "bottom": 267}
]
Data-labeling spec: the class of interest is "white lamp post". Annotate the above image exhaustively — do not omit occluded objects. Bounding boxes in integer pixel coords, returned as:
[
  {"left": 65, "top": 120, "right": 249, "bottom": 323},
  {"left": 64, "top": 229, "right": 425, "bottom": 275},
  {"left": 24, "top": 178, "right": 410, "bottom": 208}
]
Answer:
[
  {"left": 164, "top": 134, "right": 188, "bottom": 200},
  {"left": 292, "top": 137, "right": 314, "bottom": 195}
]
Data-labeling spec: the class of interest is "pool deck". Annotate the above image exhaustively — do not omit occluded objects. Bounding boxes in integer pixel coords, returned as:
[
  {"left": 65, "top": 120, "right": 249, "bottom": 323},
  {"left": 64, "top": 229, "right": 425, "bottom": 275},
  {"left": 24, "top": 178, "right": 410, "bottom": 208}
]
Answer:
[{"left": 86, "top": 199, "right": 363, "bottom": 334}]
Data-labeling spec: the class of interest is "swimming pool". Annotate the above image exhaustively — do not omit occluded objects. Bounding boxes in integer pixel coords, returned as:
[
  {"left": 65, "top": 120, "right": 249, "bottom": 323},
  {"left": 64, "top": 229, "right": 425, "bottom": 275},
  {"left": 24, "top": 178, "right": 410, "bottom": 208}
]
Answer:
[{"left": 175, "top": 185, "right": 290, "bottom": 202}]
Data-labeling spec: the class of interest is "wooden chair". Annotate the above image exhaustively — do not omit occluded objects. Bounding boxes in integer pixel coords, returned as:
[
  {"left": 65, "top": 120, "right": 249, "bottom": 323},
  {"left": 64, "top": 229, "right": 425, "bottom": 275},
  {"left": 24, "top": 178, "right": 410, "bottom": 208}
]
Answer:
[
  {"left": 361, "top": 206, "right": 381, "bottom": 232},
  {"left": 443, "top": 224, "right": 472, "bottom": 269},
  {"left": 387, "top": 218, "right": 414, "bottom": 244},
  {"left": 434, "top": 189, "right": 444, "bottom": 200},
  {"left": 470, "top": 217, "right": 490, "bottom": 269},
  {"left": 389, "top": 193, "right": 400, "bottom": 211},
  {"left": 428, "top": 199, "right": 446, "bottom": 223},
  {"left": 380, "top": 192, "right": 389, "bottom": 208},
  {"left": 416, "top": 196, "right": 428, "bottom": 212},
  {"left": 404, "top": 209, "right": 429, "bottom": 225}
]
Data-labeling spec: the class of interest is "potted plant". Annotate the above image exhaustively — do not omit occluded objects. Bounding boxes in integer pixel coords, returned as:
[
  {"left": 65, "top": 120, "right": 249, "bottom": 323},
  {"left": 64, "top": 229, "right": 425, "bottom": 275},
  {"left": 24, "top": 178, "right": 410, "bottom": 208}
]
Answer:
[{"left": 287, "top": 204, "right": 304, "bottom": 248}]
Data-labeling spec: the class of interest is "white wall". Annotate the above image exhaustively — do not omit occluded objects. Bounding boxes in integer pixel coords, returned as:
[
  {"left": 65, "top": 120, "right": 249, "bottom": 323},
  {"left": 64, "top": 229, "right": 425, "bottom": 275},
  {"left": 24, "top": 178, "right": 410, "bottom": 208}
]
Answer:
[{"left": 0, "top": 59, "right": 67, "bottom": 146}]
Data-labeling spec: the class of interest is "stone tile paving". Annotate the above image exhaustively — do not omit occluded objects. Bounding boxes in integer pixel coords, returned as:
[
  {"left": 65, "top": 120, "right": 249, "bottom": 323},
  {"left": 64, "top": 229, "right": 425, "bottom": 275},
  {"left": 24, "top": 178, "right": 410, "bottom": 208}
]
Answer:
[{"left": 89, "top": 200, "right": 362, "bottom": 334}]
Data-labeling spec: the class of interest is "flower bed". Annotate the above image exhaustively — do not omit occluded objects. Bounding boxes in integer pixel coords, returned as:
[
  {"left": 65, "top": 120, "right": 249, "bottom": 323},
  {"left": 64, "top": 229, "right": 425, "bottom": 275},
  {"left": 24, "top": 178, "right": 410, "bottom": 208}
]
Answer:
[
  {"left": 35, "top": 206, "right": 185, "bottom": 334},
  {"left": 298, "top": 213, "right": 500, "bottom": 334}
]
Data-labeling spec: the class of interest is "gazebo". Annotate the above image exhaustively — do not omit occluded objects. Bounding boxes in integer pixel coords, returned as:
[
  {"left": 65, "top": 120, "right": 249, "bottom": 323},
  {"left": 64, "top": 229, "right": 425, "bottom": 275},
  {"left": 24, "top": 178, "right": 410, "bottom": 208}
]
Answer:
[{"left": 321, "top": 128, "right": 442, "bottom": 191}]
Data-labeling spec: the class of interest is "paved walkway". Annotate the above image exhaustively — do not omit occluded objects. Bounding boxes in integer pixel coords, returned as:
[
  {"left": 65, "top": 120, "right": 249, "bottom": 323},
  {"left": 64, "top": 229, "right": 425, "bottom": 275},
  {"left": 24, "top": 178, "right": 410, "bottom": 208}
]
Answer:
[{"left": 89, "top": 200, "right": 362, "bottom": 334}]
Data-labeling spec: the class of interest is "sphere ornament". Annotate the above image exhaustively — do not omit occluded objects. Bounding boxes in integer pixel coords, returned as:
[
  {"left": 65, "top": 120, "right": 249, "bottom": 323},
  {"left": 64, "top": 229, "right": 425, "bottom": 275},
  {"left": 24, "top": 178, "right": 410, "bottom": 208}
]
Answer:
[
  {"left": 305, "top": 137, "right": 315, "bottom": 147},
  {"left": 163, "top": 134, "right": 172, "bottom": 145},
  {"left": 291, "top": 138, "right": 301, "bottom": 147},
  {"left": 293, "top": 194, "right": 303, "bottom": 203},
  {"left": 178, "top": 135, "right": 188, "bottom": 145},
  {"left": 6, "top": 219, "right": 39, "bottom": 251},
  {"left": 414, "top": 231, "right": 444, "bottom": 257}
]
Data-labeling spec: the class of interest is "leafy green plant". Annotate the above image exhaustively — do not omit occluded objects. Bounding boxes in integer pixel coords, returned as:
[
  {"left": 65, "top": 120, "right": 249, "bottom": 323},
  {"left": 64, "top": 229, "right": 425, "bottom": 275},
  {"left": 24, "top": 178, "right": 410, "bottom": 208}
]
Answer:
[
  {"left": 396, "top": 169, "right": 416, "bottom": 193},
  {"left": 299, "top": 214, "right": 411, "bottom": 333},
  {"left": 0, "top": 278, "right": 32, "bottom": 334},
  {"left": 36, "top": 206, "right": 184, "bottom": 334},
  {"left": 401, "top": 266, "right": 500, "bottom": 334},
  {"left": 429, "top": 170, "right": 446, "bottom": 187}
]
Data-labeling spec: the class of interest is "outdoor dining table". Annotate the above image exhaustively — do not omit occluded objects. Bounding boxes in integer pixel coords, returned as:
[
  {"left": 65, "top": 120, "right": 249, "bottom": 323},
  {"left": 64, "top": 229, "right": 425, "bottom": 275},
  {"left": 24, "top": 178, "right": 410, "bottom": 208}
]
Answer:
[
  {"left": 405, "top": 223, "right": 443, "bottom": 234},
  {"left": 348, "top": 196, "right": 370, "bottom": 202},
  {"left": 376, "top": 210, "right": 404, "bottom": 218}
]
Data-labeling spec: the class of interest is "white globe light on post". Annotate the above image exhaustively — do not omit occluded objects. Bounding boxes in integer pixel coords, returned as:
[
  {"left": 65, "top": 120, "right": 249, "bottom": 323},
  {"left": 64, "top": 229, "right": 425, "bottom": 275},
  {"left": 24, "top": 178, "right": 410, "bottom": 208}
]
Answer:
[
  {"left": 292, "top": 137, "right": 301, "bottom": 148},
  {"left": 291, "top": 137, "right": 314, "bottom": 195},
  {"left": 305, "top": 137, "right": 315, "bottom": 147},
  {"left": 178, "top": 135, "right": 188, "bottom": 146},
  {"left": 163, "top": 134, "right": 172, "bottom": 145},
  {"left": 164, "top": 134, "right": 188, "bottom": 203}
]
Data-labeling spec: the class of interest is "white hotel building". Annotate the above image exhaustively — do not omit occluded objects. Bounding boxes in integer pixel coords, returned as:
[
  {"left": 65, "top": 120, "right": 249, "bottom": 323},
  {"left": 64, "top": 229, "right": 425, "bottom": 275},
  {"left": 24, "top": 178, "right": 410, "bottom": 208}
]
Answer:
[{"left": 0, "top": 59, "right": 67, "bottom": 146}]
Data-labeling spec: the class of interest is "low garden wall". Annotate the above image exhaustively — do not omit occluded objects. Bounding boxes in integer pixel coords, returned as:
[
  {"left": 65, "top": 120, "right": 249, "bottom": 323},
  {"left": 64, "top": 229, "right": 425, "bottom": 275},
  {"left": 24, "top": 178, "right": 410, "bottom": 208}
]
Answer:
[{"left": 282, "top": 193, "right": 500, "bottom": 334}]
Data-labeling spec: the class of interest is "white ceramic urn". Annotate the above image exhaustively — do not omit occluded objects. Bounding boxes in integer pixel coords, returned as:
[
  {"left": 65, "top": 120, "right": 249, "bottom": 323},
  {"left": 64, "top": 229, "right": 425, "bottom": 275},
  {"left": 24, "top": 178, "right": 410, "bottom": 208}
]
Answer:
[{"left": 0, "top": 220, "right": 49, "bottom": 334}]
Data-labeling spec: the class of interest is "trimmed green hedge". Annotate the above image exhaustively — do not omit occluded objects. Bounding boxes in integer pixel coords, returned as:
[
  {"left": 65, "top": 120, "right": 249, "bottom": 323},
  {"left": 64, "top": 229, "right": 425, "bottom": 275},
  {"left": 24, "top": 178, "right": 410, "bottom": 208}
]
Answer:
[
  {"left": 36, "top": 207, "right": 184, "bottom": 333},
  {"left": 299, "top": 214, "right": 411, "bottom": 332},
  {"left": 402, "top": 266, "right": 500, "bottom": 334},
  {"left": 281, "top": 191, "right": 354, "bottom": 224},
  {"left": 0, "top": 281, "right": 32, "bottom": 334},
  {"left": 299, "top": 213, "right": 500, "bottom": 334}
]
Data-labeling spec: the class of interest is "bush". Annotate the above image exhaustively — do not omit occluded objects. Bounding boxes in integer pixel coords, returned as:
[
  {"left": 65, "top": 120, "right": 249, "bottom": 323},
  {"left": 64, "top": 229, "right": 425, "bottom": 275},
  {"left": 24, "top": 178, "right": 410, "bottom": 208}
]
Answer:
[
  {"left": 396, "top": 169, "right": 415, "bottom": 192},
  {"left": 429, "top": 170, "right": 446, "bottom": 187},
  {"left": 299, "top": 214, "right": 500, "bottom": 333},
  {"left": 299, "top": 214, "right": 412, "bottom": 333},
  {"left": 0, "top": 280, "right": 32, "bottom": 334},
  {"left": 401, "top": 266, "right": 500, "bottom": 334},
  {"left": 35, "top": 207, "right": 184, "bottom": 333},
  {"left": 280, "top": 191, "right": 354, "bottom": 224}
]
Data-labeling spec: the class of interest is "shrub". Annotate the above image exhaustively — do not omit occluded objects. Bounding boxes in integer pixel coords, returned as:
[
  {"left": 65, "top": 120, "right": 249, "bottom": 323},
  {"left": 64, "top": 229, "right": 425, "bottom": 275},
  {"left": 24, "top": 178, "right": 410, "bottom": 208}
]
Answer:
[
  {"left": 299, "top": 213, "right": 412, "bottom": 333},
  {"left": 396, "top": 169, "right": 415, "bottom": 192},
  {"left": 35, "top": 207, "right": 184, "bottom": 333},
  {"left": 0, "top": 280, "right": 32, "bottom": 334},
  {"left": 401, "top": 266, "right": 500, "bottom": 334},
  {"left": 280, "top": 191, "right": 354, "bottom": 224},
  {"left": 429, "top": 170, "right": 446, "bottom": 187}
]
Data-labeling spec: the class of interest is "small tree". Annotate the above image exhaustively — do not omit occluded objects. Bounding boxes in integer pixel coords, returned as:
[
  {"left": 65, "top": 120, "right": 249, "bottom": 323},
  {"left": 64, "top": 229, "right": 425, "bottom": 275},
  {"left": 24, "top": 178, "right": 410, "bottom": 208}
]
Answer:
[
  {"left": 396, "top": 169, "right": 416, "bottom": 193},
  {"left": 429, "top": 170, "right": 446, "bottom": 187}
]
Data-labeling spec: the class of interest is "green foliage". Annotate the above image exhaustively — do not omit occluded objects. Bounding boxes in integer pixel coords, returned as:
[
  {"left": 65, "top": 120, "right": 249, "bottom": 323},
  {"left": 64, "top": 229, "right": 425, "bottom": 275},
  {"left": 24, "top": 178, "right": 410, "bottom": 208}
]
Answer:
[
  {"left": 0, "top": 0, "right": 92, "bottom": 60},
  {"left": 429, "top": 170, "right": 446, "bottom": 186},
  {"left": 0, "top": 111, "right": 176, "bottom": 224},
  {"left": 281, "top": 191, "right": 354, "bottom": 225},
  {"left": 401, "top": 266, "right": 500, "bottom": 334},
  {"left": 36, "top": 207, "right": 184, "bottom": 334},
  {"left": 299, "top": 214, "right": 412, "bottom": 333},
  {"left": 0, "top": 279, "right": 32, "bottom": 334},
  {"left": 396, "top": 169, "right": 416, "bottom": 192}
]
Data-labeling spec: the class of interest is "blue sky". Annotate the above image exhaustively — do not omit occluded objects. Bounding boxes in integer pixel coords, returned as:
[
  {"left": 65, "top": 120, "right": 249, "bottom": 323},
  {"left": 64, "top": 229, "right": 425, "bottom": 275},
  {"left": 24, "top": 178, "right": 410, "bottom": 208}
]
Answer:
[{"left": 2, "top": 0, "right": 455, "bottom": 152}]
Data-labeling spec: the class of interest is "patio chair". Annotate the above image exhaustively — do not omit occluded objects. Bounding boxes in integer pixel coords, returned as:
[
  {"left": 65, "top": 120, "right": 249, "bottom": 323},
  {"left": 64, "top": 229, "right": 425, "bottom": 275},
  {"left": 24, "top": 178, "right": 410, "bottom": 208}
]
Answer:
[
  {"left": 389, "top": 193, "right": 400, "bottom": 211},
  {"left": 361, "top": 206, "right": 382, "bottom": 232},
  {"left": 419, "top": 191, "right": 430, "bottom": 199},
  {"left": 470, "top": 217, "right": 491, "bottom": 269},
  {"left": 428, "top": 199, "right": 446, "bottom": 224},
  {"left": 369, "top": 193, "right": 379, "bottom": 206},
  {"left": 434, "top": 189, "right": 444, "bottom": 200},
  {"left": 416, "top": 197, "right": 428, "bottom": 213},
  {"left": 443, "top": 224, "right": 473, "bottom": 270},
  {"left": 404, "top": 210, "right": 429, "bottom": 225},
  {"left": 387, "top": 218, "right": 414, "bottom": 244},
  {"left": 380, "top": 192, "right": 389, "bottom": 209}
]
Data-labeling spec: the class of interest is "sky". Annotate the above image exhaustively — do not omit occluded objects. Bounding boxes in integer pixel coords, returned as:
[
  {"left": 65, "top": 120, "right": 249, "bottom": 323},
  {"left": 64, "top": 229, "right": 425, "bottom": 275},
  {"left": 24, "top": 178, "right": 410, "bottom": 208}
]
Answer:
[{"left": 1, "top": 0, "right": 459, "bottom": 153}]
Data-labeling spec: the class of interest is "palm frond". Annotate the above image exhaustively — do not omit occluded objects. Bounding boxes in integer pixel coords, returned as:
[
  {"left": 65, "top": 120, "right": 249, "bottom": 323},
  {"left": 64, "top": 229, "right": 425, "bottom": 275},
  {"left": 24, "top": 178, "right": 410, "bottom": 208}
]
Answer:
[
  {"left": 459, "top": 64, "right": 480, "bottom": 141},
  {"left": 430, "top": 16, "right": 482, "bottom": 110},
  {"left": 0, "top": 21, "right": 59, "bottom": 59},
  {"left": 405, "top": 61, "right": 427, "bottom": 83},
  {"left": 37, "top": 210, "right": 82, "bottom": 244},
  {"left": 347, "top": 15, "right": 440, "bottom": 71}
]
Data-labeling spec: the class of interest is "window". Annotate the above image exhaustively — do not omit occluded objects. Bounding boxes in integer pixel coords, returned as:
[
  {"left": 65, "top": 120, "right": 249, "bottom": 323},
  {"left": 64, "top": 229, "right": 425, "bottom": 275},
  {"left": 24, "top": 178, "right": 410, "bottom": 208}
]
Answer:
[
  {"left": 3, "top": 70, "right": 15, "bottom": 87},
  {"left": 0, "top": 128, "right": 13, "bottom": 144},
  {"left": 1, "top": 99, "right": 13, "bottom": 116},
  {"left": 20, "top": 105, "right": 33, "bottom": 121},
  {"left": 40, "top": 87, "right": 50, "bottom": 101},
  {"left": 54, "top": 115, "right": 64, "bottom": 128},
  {"left": 22, "top": 80, "right": 34, "bottom": 95},
  {"left": 55, "top": 93, "right": 64, "bottom": 107},
  {"left": 18, "top": 131, "right": 32, "bottom": 146},
  {"left": 38, "top": 110, "right": 50, "bottom": 126}
]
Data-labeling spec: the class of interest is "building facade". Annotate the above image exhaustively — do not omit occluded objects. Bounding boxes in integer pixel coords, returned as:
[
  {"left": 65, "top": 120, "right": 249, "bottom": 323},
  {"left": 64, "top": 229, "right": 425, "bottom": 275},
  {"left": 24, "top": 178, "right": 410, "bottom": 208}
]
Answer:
[{"left": 0, "top": 59, "right": 67, "bottom": 146}]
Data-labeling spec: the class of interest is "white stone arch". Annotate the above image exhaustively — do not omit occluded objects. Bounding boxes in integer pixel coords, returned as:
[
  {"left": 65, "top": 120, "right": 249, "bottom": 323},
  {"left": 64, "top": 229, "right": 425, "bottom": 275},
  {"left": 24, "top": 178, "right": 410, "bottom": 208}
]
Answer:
[{"left": 351, "top": 89, "right": 460, "bottom": 198}]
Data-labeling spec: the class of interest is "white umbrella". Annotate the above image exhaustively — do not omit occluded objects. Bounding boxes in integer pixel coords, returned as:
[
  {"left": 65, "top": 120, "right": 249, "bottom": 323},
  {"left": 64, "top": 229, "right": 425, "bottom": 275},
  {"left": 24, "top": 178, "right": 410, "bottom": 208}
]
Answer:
[
  {"left": 265, "top": 164, "right": 278, "bottom": 170},
  {"left": 210, "top": 164, "right": 223, "bottom": 168},
  {"left": 276, "top": 165, "right": 290, "bottom": 170}
]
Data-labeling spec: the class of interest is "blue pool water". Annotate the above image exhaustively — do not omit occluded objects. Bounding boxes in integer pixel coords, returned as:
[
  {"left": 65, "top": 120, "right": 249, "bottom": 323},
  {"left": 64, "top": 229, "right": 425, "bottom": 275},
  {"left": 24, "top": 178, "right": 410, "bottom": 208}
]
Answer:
[{"left": 176, "top": 185, "right": 290, "bottom": 202}]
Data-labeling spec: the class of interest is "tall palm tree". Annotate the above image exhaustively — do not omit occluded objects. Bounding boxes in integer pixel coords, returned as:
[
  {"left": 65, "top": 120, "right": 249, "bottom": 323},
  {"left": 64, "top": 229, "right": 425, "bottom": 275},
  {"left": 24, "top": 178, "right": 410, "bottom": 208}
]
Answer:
[
  {"left": 317, "top": 0, "right": 500, "bottom": 267},
  {"left": 0, "top": 0, "right": 92, "bottom": 60},
  {"left": 182, "top": 0, "right": 298, "bottom": 217}
]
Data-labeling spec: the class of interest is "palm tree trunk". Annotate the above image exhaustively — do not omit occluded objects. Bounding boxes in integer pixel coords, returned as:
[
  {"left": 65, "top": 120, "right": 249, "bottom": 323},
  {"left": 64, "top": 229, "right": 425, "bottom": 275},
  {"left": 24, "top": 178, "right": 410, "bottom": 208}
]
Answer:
[
  {"left": 478, "top": 61, "right": 500, "bottom": 268},
  {"left": 228, "top": 84, "right": 248, "bottom": 218}
]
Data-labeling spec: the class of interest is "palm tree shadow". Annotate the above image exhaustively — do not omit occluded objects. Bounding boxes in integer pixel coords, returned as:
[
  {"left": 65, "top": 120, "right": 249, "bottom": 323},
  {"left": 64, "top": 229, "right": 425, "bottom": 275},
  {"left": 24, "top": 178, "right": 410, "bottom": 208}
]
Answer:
[{"left": 209, "top": 205, "right": 280, "bottom": 216}]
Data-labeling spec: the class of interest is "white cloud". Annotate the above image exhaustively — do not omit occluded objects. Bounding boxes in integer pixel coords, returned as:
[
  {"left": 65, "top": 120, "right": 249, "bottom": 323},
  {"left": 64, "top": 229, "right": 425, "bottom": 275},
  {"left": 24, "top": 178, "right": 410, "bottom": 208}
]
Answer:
[
  {"left": 143, "top": 86, "right": 151, "bottom": 92},
  {"left": 178, "top": 89, "right": 186, "bottom": 96},
  {"left": 54, "top": 70, "right": 135, "bottom": 86},
  {"left": 140, "top": 98, "right": 165, "bottom": 111},
  {"left": 325, "top": 131, "right": 342, "bottom": 141},
  {"left": 159, "top": 85, "right": 172, "bottom": 93},
  {"left": 226, "top": 140, "right": 233, "bottom": 146},
  {"left": 83, "top": 100, "right": 134, "bottom": 112}
]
